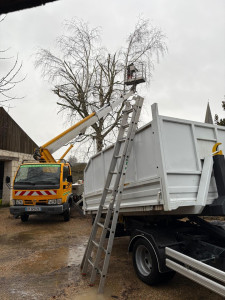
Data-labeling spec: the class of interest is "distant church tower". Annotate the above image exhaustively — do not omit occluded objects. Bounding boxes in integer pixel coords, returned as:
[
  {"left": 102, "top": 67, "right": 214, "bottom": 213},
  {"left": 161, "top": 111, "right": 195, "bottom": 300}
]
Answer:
[{"left": 205, "top": 102, "right": 213, "bottom": 124}]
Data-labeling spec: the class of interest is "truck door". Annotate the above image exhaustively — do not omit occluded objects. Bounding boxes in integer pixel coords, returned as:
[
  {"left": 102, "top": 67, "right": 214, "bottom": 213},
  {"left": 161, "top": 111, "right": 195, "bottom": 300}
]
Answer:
[{"left": 62, "top": 165, "right": 72, "bottom": 200}]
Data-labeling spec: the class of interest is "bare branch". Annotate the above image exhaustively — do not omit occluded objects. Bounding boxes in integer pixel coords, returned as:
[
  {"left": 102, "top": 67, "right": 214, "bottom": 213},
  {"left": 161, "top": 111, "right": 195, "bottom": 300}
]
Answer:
[{"left": 0, "top": 52, "right": 25, "bottom": 103}]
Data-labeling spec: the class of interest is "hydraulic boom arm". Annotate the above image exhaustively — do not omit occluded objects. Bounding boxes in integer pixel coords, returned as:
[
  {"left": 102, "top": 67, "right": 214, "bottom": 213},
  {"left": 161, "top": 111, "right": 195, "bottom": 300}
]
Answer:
[{"left": 33, "top": 89, "right": 135, "bottom": 163}]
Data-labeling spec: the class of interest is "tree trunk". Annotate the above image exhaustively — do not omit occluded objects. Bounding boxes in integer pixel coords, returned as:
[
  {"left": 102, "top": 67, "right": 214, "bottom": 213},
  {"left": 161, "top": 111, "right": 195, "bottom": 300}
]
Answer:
[{"left": 96, "top": 135, "right": 103, "bottom": 152}]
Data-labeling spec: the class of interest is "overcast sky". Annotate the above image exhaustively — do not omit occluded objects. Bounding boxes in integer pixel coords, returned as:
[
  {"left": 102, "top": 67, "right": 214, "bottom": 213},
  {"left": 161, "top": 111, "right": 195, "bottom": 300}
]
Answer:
[{"left": 1, "top": 0, "right": 225, "bottom": 160}]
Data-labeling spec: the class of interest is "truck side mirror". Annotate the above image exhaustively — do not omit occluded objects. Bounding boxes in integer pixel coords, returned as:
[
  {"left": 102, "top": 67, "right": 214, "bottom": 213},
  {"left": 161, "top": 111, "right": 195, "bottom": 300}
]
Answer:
[
  {"left": 67, "top": 175, "right": 73, "bottom": 183},
  {"left": 5, "top": 176, "right": 10, "bottom": 184}
]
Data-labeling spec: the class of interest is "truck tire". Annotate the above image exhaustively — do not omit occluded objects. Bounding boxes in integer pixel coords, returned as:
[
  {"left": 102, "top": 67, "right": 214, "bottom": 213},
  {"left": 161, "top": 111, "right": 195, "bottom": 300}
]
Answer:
[
  {"left": 21, "top": 214, "right": 29, "bottom": 222},
  {"left": 63, "top": 207, "right": 71, "bottom": 222},
  {"left": 132, "top": 238, "right": 175, "bottom": 285}
]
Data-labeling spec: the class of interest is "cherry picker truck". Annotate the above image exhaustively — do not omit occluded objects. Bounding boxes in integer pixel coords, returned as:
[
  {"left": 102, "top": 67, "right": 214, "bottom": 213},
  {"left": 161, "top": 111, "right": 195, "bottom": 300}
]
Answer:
[{"left": 8, "top": 87, "right": 136, "bottom": 222}]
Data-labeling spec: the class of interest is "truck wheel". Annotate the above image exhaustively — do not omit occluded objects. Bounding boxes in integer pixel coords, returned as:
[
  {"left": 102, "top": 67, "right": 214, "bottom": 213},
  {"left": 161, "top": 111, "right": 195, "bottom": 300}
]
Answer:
[
  {"left": 132, "top": 238, "right": 175, "bottom": 285},
  {"left": 21, "top": 214, "right": 29, "bottom": 222},
  {"left": 63, "top": 207, "right": 70, "bottom": 222}
]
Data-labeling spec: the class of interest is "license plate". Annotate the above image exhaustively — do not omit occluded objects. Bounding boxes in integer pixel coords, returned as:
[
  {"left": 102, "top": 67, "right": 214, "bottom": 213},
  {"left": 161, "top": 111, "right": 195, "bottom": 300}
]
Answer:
[{"left": 25, "top": 207, "right": 41, "bottom": 212}]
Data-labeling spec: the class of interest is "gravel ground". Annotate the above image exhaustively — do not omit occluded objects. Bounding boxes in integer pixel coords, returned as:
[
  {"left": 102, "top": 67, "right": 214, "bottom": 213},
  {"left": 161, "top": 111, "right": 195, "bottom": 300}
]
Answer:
[{"left": 0, "top": 207, "right": 224, "bottom": 300}]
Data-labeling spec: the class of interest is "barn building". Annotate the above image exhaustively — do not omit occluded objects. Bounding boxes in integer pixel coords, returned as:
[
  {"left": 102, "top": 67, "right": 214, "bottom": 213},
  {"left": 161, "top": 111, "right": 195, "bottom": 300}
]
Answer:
[{"left": 0, "top": 107, "right": 38, "bottom": 205}]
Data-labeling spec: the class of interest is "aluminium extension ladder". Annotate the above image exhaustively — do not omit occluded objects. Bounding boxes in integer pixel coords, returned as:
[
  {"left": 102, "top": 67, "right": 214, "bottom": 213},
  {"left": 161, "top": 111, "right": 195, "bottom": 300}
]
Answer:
[{"left": 81, "top": 95, "right": 144, "bottom": 293}]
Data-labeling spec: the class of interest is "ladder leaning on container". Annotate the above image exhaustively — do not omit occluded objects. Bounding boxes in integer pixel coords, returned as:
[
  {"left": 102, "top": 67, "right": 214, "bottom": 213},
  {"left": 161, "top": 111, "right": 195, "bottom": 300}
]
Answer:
[{"left": 81, "top": 67, "right": 145, "bottom": 293}]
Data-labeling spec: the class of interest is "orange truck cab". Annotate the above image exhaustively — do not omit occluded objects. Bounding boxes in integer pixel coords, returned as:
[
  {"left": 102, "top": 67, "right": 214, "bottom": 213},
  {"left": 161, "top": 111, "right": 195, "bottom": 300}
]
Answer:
[{"left": 10, "top": 162, "right": 73, "bottom": 222}]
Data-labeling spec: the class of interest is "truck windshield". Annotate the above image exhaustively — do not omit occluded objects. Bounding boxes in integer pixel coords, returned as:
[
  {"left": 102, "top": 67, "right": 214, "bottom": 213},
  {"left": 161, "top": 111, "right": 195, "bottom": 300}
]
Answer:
[{"left": 14, "top": 164, "right": 61, "bottom": 187}]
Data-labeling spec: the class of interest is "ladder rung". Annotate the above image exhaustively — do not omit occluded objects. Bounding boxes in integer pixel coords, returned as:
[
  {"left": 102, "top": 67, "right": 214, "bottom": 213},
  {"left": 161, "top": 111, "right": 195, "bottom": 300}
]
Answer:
[
  {"left": 92, "top": 239, "right": 108, "bottom": 254},
  {"left": 97, "top": 222, "right": 104, "bottom": 228},
  {"left": 105, "top": 187, "right": 112, "bottom": 192},
  {"left": 122, "top": 123, "right": 130, "bottom": 128},
  {"left": 76, "top": 199, "right": 83, "bottom": 205},
  {"left": 88, "top": 258, "right": 94, "bottom": 267},
  {"left": 110, "top": 171, "right": 118, "bottom": 175},
  {"left": 118, "top": 138, "right": 126, "bottom": 142},
  {"left": 95, "top": 268, "right": 102, "bottom": 276},
  {"left": 102, "top": 247, "right": 107, "bottom": 254},
  {"left": 123, "top": 108, "right": 133, "bottom": 114},
  {"left": 97, "top": 221, "right": 111, "bottom": 232},
  {"left": 92, "top": 240, "right": 99, "bottom": 248},
  {"left": 101, "top": 204, "right": 108, "bottom": 209},
  {"left": 114, "top": 155, "right": 121, "bottom": 159}
]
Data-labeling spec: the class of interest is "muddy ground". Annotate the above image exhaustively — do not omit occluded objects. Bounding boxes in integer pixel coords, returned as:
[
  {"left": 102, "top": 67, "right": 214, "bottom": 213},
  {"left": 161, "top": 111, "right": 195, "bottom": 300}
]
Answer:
[{"left": 0, "top": 207, "right": 224, "bottom": 300}]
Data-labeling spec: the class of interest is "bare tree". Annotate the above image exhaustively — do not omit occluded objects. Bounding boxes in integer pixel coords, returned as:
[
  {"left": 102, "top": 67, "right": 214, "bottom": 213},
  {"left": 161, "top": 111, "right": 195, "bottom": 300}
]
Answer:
[
  {"left": 215, "top": 97, "right": 225, "bottom": 126},
  {"left": 35, "top": 18, "right": 166, "bottom": 154},
  {"left": 0, "top": 16, "right": 24, "bottom": 105}
]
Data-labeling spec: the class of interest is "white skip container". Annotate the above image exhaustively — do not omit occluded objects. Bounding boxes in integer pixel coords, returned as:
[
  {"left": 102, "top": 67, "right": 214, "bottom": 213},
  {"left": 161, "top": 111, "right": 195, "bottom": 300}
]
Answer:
[{"left": 83, "top": 103, "right": 225, "bottom": 216}]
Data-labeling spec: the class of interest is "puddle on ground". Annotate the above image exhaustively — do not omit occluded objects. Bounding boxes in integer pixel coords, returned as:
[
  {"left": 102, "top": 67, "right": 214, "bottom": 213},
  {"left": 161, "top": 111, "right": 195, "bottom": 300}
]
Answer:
[
  {"left": 0, "top": 231, "right": 35, "bottom": 245},
  {"left": 15, "top": 242, "right": 87, "bottom": 274},
  {"left": 0, "top": 226, "right": 53, "bottom": 246},
  {"left": 73, "top": 287, "right": 116, "bottom": 300}
]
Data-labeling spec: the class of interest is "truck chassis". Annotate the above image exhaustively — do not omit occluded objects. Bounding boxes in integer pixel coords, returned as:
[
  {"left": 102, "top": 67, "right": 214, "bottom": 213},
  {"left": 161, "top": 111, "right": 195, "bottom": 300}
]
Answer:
[{"left": 126, "top": 215, "right": 225, "bottom": 297}]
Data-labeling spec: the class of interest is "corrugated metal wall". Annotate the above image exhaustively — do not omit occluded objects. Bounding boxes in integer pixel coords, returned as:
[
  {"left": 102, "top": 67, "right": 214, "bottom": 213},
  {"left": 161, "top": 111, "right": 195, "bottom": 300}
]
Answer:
[{"left": 0, "top": 107, "right": 38, "bottom": 154}]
